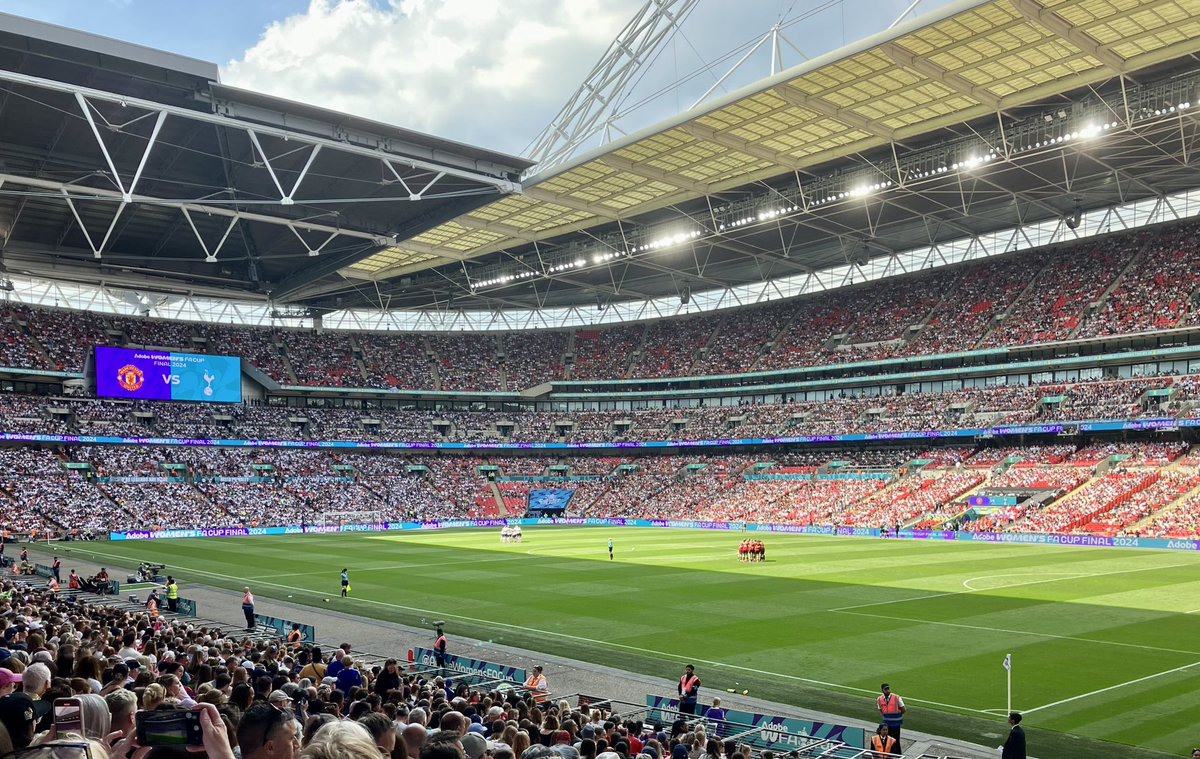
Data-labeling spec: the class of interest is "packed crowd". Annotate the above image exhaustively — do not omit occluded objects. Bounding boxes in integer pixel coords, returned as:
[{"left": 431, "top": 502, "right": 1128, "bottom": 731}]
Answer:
[
  {"left": 3, "top": 221, "right": 1200, "bottom": 390},
  {"left": 4, "top": 437, "right": 1200, "bottom": 536},
  {"left": 0, "top": 576, "right": 686, "bottom": 759},
  {"left": 4, "top": 372, "right": 1194, "bottom": 446}
]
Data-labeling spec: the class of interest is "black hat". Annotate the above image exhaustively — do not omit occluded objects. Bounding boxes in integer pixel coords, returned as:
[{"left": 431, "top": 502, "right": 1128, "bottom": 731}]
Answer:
[{"left": 0, "top": 693, "right": 39, "bottom": 747}]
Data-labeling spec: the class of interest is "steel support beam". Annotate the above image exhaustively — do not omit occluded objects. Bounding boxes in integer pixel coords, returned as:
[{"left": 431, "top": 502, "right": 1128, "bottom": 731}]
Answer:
[
  {"left": 880, "top": 43, "right": 1002, "bottom": 109},
  {"left": 273, "top": 193, "right": 492, "bottom": 302},
  {"left": 1009, "top": 0, "right": 1127, "bottom": 74},
  {"left": 0, "top": 173, "right": 391, "bottom": 247},
  {"left": 523, "top": 187, "right": 621, "bottom": 219},
  {"left": 0, "top": 68, "right": 520, "bottom": 194},
  {"left": 526, "top": 0, "right": 700, "bottom": 171},
  {"left": 676, "top": 122, "right": 806, "bottom": 170},
  {"left": 772, "top": 84, "right": 894, "bottom": 139},
  {"left": 598, "top": 153, "right": 711, "bottom": 194}
]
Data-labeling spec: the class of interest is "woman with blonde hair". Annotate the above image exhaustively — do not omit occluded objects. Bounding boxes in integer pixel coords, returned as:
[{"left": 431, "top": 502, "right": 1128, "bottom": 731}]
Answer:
[
  {"left": 143, "top": 682, "right": 168, "bottom": 710},
  {"left": 298, "top": 720, "right": 380, "bottom": 759},
  {"left": 512, "top": 729, "right": 532, "bottom": 758},
  {"left": 499, "top": 724, "right": 519, "bottom": 749}
]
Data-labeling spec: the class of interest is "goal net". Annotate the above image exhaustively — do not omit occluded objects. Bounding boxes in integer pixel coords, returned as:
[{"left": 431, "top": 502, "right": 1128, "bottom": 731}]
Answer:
[{"left": 321, "top": 510, "right": 384, "bottom": 527}]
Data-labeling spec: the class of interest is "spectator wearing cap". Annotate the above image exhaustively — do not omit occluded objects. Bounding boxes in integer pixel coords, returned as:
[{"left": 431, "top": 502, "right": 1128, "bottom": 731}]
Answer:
[
  {"left": 0, "top": 690, "right": 38, "bottom": 749},
  {"left": 269, "top": 689, "right": 293, "bottom": 711},
  {"left": 461, "top": 731, "right": 492, "bottom": 759},
  {"left": 335, "top": 657, "right": 363, "bottom": 696},
  {"left": 0, "top": 669, "right": 18, "bottom": 698}
]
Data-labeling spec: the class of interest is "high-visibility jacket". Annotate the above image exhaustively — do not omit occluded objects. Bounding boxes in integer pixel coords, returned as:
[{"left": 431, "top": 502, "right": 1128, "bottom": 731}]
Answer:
[
  {"left": 435, "top": 634, "right": 447, "bottom": 653},
  {"left": 524, "top": 673, "right": 549, "bottom": 702},
  {"left": 878, "top": 693, "right": 904, "bottom": 718},
  {"left": 679, "top": 674, "right": 700, "bottom": 701},
  {"left": 288, "top": 629, "right": 302, "bottom": 649},
  {"left": 870, "top": 735, "right": 898, "bottom": 755},
  {"left": 166, "top": 583, "right": 179, "bottom": 600}
]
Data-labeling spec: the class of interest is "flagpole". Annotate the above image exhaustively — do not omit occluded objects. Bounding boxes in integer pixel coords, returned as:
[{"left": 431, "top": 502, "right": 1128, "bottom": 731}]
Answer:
[{"left": 1005, "top": 654, "right": 1012, "bottom": 715}]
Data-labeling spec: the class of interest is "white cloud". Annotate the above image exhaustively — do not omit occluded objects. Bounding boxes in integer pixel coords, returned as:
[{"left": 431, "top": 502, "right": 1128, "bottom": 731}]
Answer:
[{"left": 222, "top": 0, "right": 638, "bottom": 157}]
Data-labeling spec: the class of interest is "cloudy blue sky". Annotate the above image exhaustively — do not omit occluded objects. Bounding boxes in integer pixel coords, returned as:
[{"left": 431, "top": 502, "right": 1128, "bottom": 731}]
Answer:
[{"left": 0, "top": 0, "right": 956, "bottom": 158}]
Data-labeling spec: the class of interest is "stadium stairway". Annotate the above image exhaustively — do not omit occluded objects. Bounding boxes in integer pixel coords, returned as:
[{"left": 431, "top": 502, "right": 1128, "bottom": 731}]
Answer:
[
  {"left": 624, "top": 324, "right": 650, "bottom": 379},
  {"left": 1125, "top": 475, "right": 1200, "bottom": 534},
  {"left": 278, "top": 343, "right": 300, "bottom": 384},
  {"left": 23, "top": 325, "right": 55, "bottom": 369},
  {"left": 1067, "top": 240, "right": 1148, "bottom": 340},
  {"left": 970, "top": 270, "right": 1042, "bottom": 350},
  {"left": 1063, "top": 470, "right": 1161, "bottom": 532},
  {"left": 489, "top": 481, "right": 512, "bottom": 517}
]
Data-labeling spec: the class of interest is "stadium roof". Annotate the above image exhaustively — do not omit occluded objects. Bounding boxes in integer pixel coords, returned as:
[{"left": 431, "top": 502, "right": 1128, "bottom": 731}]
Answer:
[
  {"left": 0, "top": 11, "right": 530, "bottom": 308},
  {"left": 0, "top": 1, "right": 1198, "bottom": 316},
  {"left": 335, "top": 0, "right": 1200, "bottom": 311}
]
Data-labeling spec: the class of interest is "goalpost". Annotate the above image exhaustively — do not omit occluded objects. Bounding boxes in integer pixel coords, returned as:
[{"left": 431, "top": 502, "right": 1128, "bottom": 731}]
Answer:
[{"left": 321, "top": 510, "right": 384, "bottom": 527}]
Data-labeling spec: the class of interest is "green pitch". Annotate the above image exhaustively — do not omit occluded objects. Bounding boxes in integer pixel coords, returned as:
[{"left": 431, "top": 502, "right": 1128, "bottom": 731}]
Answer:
[{"left": 67, "top": 528, "right": 1200, "bottom": 758}]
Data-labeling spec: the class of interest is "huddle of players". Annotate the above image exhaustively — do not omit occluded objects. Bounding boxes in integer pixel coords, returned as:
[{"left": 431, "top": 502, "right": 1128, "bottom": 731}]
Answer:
[
  {"left": 738, "top": 539, "right": 765, "bottom": 562},
  {"left": 500, "top": 525, "right": 524, "bottom": 543}
]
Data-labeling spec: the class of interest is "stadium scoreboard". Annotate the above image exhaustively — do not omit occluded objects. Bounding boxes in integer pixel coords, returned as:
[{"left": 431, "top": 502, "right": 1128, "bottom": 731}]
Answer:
[{"left": 95, "top": 347, "right": 241, "bottom": 403}]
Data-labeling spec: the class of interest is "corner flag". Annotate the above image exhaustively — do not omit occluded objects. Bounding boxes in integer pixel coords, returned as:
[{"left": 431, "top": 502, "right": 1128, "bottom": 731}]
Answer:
[{"left": 1003, "top": 653, "right": 1013, "bottom": 714}]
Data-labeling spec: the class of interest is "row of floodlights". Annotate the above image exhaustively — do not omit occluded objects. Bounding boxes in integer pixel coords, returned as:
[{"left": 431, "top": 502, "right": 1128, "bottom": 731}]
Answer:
[
  {"left": 472, "top": 230, "right": 703, "bottom": 289},
  {"left": 811, "top": 179, "right": 895, "bottom": 207},
  {"left": 469, "top": 103, "right": 1194, "bottom": 291}
]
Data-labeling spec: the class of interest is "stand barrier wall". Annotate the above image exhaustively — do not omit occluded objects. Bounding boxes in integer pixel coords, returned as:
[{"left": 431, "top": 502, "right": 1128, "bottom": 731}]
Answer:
[
  {"left": 412, "top": 646, "right": 527, "bottom": 684},
  {"left": 110, "top": 520, "right": 1199, "bottom": 552},
  {"left": 645, "top": 695, "right": 868, "bottom": 750}
]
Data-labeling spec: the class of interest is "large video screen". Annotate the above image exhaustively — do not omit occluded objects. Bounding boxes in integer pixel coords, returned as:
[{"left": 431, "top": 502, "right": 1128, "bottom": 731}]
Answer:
[
  {"left": 529, "top": 489, "right": 575, "bottom": 512},
  {"left": 95, "top": 347, "right": 241, "bottom": 403}
]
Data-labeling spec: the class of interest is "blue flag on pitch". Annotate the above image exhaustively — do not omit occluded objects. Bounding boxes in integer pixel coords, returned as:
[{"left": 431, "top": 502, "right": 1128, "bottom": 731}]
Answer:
[{"left": 1003, "top": 654, "right": 1011, "bottom": 672}]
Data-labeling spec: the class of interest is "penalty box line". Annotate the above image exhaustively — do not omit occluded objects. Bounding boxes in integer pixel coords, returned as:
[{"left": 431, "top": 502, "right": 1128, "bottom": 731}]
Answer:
[
  {"left": 829, "top": 560, "right": 1195, "bottom": 613},
  {"left": 833, "top": 608, "right": 1200, "bottom": 656},
  {"left": 67, "top": 544, "right": 993, "bottom": 718},
  {"left": 1023, "top": 659, "right": 1200, "bottom": 715}
]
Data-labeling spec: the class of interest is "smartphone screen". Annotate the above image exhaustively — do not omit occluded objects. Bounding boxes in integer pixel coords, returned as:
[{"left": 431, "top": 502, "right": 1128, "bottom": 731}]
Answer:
[
  {"left": 53, "top": 700, "right": 83, "bottom": 734},
  {"left": 137, "top": 711, "right": 203, "bottom": 746}
]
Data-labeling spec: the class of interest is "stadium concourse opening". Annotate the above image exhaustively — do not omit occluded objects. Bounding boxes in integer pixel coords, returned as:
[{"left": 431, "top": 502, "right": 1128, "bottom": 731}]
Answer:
[{"left": 2, "top": 1, "right": 1200, "bottom": 758}]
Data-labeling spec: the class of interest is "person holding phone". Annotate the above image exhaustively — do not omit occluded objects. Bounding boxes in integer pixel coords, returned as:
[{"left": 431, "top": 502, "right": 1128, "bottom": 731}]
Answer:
[{"left": 108, "top": 703, "right": 235, "bottom": 759}]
